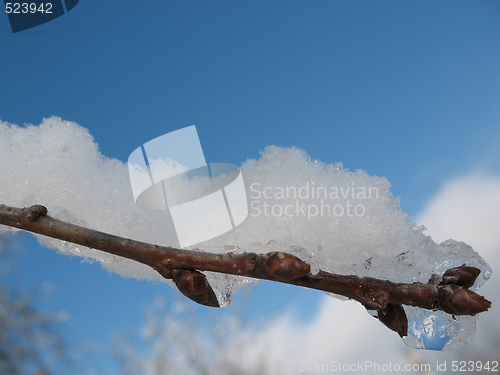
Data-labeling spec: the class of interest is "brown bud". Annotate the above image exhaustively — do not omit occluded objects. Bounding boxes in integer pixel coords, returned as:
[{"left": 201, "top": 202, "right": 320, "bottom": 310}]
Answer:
[
  {"left": 260, "top": 252, "right": 310, "bottom": 281},
  {"left": 26, "top": 204, "right": 48, "bottom": 222},
  {"left": 377, "top": 303, "right": 408, "bottom": 338},
  {"left": 438, "top": 284, "right": 491, "bottom": 315},
  {"left": 171, "top": 269, "right": 220, "bottom": 308},
  {"left": 442, "top": 264, "right": 481, "bottom": 288}
]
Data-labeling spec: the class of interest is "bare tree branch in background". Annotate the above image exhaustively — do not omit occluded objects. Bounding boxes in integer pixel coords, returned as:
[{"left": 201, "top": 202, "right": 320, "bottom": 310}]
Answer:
[
  {"left": 0, "top": 204, "right": 492, "bottom": 338},
  {"left": 0, "top": 284, "right": 68, "bottom": 375},
  {"left": 110, "top": 299, "right": 285, "bottom": 375}
]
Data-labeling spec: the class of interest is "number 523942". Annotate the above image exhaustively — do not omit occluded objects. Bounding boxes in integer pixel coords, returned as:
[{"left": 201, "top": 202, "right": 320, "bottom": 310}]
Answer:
[{"left": 5, "top": 3, "right": 53, "bottom": 14}]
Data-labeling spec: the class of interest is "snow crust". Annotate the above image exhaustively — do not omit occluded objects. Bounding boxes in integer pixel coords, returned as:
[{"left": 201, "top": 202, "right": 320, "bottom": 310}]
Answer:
[{"left": 0, "top": 117, "right": 492, "bottom": 349}]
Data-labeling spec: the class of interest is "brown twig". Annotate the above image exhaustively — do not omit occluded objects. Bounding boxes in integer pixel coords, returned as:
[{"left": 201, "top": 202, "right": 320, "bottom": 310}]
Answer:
[{"left": 0, "top": 204, "right": 492, "bottom": 337}]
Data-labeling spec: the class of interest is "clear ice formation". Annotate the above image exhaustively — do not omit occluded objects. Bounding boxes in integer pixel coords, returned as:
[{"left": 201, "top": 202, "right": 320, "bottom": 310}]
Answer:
[{"left": 0, "top": 117, "right": 492, "bottom": 350}]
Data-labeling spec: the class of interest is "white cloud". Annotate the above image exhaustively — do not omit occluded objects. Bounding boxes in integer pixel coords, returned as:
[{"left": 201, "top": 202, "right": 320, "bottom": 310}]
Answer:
[
  {"left": 228, "top": 171, "right": 500, "bottom": 373},
  {"left": 417, "top": 173, "right": 500, "bottom": 263}
]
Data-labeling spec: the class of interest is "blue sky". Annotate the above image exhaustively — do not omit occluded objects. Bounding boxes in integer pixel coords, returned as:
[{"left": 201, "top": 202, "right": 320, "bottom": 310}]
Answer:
[{"left": 1, "top": 1, "right": 500, "bottom": 373}]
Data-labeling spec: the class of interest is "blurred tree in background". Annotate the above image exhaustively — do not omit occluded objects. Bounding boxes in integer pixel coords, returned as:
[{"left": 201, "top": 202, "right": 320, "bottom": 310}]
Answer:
[
  {"left": 0, "top": 285, "right": 67, "bottom": 375},
  {"left": 0, "top": 234, "right": 68, "bottom": 375},
  {"left": 110, "top": 298, "right": 283, "bottom": 375}
]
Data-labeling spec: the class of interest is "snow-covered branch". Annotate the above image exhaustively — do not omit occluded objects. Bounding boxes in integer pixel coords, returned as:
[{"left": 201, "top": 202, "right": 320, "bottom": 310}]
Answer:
[{"left": 0, "top": 204, "right": 491, "bottom": 338}]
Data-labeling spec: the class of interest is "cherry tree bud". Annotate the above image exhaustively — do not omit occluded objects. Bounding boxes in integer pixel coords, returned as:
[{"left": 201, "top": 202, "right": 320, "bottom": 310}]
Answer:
[
  {"left": 171, "top": 269, "right": 220, "bottom": 308},
  {"left": 438, "top": 284, "right": 491, "bottom": 315},
  {"left": 441, "top": 264, "right": 481, "bottom": 288},
  {"left": 260, "top": 252, "right": 310, "bottom": 280},
  {"left": 377, "top": 303, "right": 408, "bottom": 338}
]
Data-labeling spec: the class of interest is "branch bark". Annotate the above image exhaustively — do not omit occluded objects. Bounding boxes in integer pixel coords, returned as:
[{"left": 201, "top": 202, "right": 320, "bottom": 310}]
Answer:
[{"left": 0, "top": 204, "right": 491, "bottom": 337}]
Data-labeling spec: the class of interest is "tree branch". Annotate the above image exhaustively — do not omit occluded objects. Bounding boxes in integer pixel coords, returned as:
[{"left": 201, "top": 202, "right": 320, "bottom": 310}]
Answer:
[{"left": 0, "top": 204, "right": 491, "bottom": 337}]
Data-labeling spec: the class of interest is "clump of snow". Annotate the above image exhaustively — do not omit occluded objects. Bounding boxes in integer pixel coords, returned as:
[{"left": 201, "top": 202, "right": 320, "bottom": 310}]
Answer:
[
  {"left": 0, "top": 117, "right": 492, "bottom": 349},
  {"left": 204, "top": 147, "right": 490, "bottom": 290},
  {"left": 0, "top": 117, "right": 176, "bottom": 282}
]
